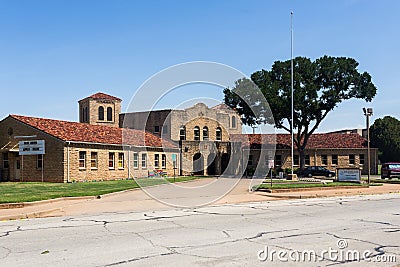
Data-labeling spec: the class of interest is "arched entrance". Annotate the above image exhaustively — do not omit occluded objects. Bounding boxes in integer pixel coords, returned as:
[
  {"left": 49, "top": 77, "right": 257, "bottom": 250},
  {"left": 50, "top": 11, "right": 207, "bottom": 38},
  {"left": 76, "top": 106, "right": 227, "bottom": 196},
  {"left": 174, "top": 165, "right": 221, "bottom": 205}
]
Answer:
[
  {"left": 193, "top": 153, "right": 204, "bottom": 175},
  {"left": 207, "top": 153, "right": 217, "bottom": 176},
  {"left": 221, "top": 153, "right": 230, "bottom": 175}
]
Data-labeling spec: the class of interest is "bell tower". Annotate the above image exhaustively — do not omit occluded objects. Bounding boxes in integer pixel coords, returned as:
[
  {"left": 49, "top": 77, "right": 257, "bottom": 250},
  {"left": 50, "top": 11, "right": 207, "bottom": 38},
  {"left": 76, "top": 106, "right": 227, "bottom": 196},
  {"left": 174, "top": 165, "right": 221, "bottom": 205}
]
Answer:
[{"left": 78, "top": 92, "right": 121, "bottom": 127}]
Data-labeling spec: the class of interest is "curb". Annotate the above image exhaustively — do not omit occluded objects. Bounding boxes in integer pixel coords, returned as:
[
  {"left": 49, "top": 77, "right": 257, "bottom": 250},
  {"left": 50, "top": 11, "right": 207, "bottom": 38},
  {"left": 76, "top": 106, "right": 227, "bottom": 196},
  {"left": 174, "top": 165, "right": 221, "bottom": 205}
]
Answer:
[
  {"left": 0, "top": 196, "right": 95, "bottom": 210},
  {"left": 0, "top": 208, "right": 62, "bottom": 221},
  {"left": 261, "top": 190, "right": 400, "bottom": 200},
  {"left": 257, "top": 185, "right": 369, "bottom": 193}
]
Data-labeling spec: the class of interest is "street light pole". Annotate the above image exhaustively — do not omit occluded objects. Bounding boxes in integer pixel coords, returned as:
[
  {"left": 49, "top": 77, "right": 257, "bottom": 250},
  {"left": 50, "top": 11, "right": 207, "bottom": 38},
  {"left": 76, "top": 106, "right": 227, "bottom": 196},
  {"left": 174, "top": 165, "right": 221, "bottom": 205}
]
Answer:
[
  {"left": 290, "top": 11, "right": 294, "bottom": 177},
  {"left": 363, "top": 108, "right": 373, "bottom": 184}
]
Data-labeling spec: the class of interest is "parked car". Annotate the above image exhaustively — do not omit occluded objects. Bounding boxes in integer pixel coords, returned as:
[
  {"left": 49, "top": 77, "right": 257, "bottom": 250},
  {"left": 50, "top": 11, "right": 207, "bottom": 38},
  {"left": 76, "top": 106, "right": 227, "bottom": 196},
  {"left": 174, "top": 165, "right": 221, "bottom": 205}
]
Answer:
[
  {"left": 300, "top": 166, "right": 336, "bottom": 178},
  {"left": 381, "top": 162, "right": 400, "bottom": 179}
]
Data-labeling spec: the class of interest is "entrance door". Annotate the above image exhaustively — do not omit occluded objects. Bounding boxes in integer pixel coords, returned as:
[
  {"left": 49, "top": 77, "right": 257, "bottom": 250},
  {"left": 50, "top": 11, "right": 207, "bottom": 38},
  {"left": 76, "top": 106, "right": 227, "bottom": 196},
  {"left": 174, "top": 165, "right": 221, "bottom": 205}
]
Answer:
[{"left": 14, "top": 158, "right": 21, "bottom": 180}]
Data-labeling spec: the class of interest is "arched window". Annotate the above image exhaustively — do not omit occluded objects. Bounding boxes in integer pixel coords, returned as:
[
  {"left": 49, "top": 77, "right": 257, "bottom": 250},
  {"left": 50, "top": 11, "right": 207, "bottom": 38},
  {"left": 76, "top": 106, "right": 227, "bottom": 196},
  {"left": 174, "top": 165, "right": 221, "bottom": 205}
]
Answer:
[
  {"left": 81, "top": 107, "right": 84, "bottom": 122},
  {"left": 194, "top": 126, "right": 200, "bottom": 141},
  {"left": 107, "top": 107, "right": 113, "bottom": 121},
  {"left": 203, "top": 126, "right": 209, "bottom": 140},
  {"left": 231, "top": 116, "right": 236, "bottom": 128},
  {"left": 216, "top": 127, "right": 222, "bottom": 141},
  {"left": 85, "top": 107, "right": 88, "bottom": 122},
  {"left": 179, "top": 126, "right": 186, "bottom": 141},
  {"left": 98, "top": 106, "right": 104, "bottom": 121}
]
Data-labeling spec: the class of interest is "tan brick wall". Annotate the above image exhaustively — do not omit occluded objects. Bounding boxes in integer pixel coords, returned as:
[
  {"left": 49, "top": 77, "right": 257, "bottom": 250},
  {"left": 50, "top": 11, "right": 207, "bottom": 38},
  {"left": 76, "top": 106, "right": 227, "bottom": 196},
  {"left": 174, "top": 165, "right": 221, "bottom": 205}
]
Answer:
[
  {"left": 247, "top": 148, "right": 378, "bottom": 175},
  {"left": 0, "top": 117, "right": 65, "bottom": 182},
  {"left": 79, "top": 98, "right": 121, "bottom": 127},
  {"left": 64, "top": 144, "right": 181, "bottom": 182}
]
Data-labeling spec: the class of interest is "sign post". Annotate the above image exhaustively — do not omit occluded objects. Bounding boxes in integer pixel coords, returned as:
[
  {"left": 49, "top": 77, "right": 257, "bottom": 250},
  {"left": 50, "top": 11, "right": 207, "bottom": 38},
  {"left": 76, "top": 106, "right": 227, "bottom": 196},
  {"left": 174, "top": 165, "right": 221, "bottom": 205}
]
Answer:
[
  {"left": 172, "top": 154, "right": 177, "bottom": 182},
  {"left": 268, "top": 159, "right": 275, "bottom": 187}
]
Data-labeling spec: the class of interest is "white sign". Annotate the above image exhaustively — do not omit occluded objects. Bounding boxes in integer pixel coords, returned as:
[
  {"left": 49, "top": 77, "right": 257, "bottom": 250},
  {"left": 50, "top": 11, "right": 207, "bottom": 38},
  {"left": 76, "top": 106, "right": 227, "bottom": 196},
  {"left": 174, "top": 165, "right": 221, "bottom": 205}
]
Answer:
[
  {"left": 19, "top": 140, "right": 45, "bottom": 155},
  {"left": 268, "top": 160, "right": 275, "bottom": 169},
  {"left": 337, "top": 168, "right": 361, "bottom": 182}
]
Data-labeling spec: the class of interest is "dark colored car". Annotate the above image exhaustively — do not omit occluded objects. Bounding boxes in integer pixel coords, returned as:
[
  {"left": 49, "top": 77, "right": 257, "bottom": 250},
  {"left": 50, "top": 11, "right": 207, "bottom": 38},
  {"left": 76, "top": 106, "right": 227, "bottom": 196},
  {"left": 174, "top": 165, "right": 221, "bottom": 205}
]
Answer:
[
  {"left": 381, "top": 162, "right": 400, "bottom": 179},
  {"left": 300, "top": 166, "right": 336, "bottom": 178}
]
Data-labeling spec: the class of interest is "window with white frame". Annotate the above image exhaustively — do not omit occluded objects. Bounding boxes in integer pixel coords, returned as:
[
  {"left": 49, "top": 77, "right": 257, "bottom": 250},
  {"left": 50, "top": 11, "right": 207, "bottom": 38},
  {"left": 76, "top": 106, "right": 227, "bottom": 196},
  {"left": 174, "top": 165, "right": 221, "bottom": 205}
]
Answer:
[
  {"left": 90, "top": 152, "right": 98, "bottom": 169},
  {"left": 179, "top": 126, "right": 186, "bottom": 140},
  {"left": 133, "top": 153, "right": 138, "bottom": 169},
  {"left": 141, "top": 154, "right": 147, "bottom": 168},
  {"left": 154, "top": 154, "right": 159, "bottom": 168},
  {"left": 194, "top": 126, "right": 200, "bottom": 141},
  {"left": 79, "top": 151, "right": 86, "bottom": 169},
  {"left": 162, "top": 154, "right": 166, "bottom": 169},
  {"left": 118, "top": 153, "right": 124, "bottom": 169},
  {"left": 216, "top": 127, "right": 222, "bottom": 141},
  {"left": 109, "top": 152, "right": 115, "bottom": 169}
]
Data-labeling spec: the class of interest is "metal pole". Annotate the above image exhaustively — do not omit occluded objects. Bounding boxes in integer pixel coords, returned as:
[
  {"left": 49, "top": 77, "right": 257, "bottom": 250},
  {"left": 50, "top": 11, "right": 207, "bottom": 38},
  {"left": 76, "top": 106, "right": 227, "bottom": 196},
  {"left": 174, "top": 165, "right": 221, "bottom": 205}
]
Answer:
[
  {"left": 367, "top": 115, "right": 370, "bottom": 184},
  {"left": 41, "top": 155, "right": 44, "bottom": 182},
  {"left": 290, "top": 11, "right": 294, "bottom": 176}
]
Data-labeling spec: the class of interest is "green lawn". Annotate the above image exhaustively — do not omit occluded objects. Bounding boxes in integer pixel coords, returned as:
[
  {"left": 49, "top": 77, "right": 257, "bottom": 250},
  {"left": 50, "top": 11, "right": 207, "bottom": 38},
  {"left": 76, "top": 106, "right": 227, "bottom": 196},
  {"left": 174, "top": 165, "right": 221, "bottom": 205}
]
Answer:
[
  {"left": 0, "top": 176, "right": 201, "bottom": 204},
  {"left": 255, "top": 182, "right": 371, "bottom": 190}
]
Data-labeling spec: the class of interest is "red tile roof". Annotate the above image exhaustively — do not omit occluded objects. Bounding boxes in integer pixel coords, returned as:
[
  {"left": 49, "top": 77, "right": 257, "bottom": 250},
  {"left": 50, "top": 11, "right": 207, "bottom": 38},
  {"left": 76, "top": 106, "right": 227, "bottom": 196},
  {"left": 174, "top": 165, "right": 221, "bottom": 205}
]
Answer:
[
  {"left": 10, "top": 115, "right": 177, "bottom": 148},
  {"left": 231, "top": 133, "right": 368, "bottom": 149},
  {"left": 87, "top": 92, "right": 121, "bottom": 101}
]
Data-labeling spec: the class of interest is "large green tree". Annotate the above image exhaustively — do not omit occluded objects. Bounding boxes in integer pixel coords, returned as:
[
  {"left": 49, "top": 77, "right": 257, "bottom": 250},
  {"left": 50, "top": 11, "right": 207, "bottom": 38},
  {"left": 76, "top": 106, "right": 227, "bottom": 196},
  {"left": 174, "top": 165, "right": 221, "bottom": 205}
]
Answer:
[
  {"left": 370, "top": 116, "right": 400, "bottom": 162},
  {"left": 224, "top": 56, "right": 377, "bottom": 171}
]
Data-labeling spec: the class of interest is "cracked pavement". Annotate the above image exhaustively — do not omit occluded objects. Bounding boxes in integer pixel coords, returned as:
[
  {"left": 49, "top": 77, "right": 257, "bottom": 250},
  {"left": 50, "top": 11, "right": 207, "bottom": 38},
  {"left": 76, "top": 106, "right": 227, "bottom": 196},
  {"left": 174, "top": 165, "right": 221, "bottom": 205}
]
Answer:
[{"left": 0, "top": 194, "right": 399, "bottom": 266}]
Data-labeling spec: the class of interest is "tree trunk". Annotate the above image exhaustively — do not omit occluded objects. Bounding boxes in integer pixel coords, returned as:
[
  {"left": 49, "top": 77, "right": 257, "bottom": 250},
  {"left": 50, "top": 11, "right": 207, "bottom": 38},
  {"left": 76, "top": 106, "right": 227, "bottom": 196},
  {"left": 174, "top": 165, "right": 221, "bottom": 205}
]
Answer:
[{"left": 298, "top": 148, "right": 306, "bottom": 174}]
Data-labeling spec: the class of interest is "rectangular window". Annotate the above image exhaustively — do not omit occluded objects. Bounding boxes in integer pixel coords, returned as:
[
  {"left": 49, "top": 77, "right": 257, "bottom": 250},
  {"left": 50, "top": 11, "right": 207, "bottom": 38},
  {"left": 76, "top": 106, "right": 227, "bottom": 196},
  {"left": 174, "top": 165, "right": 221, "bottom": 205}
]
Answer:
[
  {"left": 294, "top": 155, "right": 299, "bottom": 166},
  {"left": 3, "top": 153, "right": 9, "bottom": 169},
  {"left": 90, "top": 152, "right": 98, "bottom": 169},
  {"left": 349, "top": 154, "right": 355, "bottom": 165},
  {"left": 305, "top": 155, "right": 310, "bottom": 165},
  {"left": 154, "top": 154, "right": 159, "bottom": 168},
  {"left": 332, "top": 154, "right": 338, "bottom": 165},
  {"left": 248, "top": 155, "right": 253, "bottom": 166},
  {"left": 118, "top": 153, "right": 124, "bottom": 169},
  {"left": 154, "top": 126, "right": 160, "bottom": 133},
  {"left": 37, "top": 154, "right": 43, "bottom": 169},
  {"left": 109, "top": 152, "right": 115, "bottom": 169},
  {"left": 359, "top": 154, "right": 365, "bottom": 165},
  {"left": 79, "top": 151, "right": 86, "bottom": 169},
  {"left": 133, "top": 153, "right": 138, "bottom": 169},
  {"left": 179, "top": 127, "right": 186, "bottom": 140},
  {"left": 162, "top": 154, "right": 166, "bottom": 169},
  {"left": 321, "top": 155, "right": 328, "bottom": 165},
  {"left": 141, "top": 154, "right": 147, "bottom": 168},
  {"left": 162, "top": 125, "right": 168, "bottom": 134},
  {"left": 275, "top": 155, "right": 282, "bottom": 166}
]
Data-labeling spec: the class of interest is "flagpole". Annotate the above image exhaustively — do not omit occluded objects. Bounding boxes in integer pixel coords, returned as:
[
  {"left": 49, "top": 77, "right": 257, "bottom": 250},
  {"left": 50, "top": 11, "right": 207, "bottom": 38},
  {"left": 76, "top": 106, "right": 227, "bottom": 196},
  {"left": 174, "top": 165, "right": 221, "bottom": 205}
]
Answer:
[{"left": 290, "top": 11, "right": 294, "bottom": 177}]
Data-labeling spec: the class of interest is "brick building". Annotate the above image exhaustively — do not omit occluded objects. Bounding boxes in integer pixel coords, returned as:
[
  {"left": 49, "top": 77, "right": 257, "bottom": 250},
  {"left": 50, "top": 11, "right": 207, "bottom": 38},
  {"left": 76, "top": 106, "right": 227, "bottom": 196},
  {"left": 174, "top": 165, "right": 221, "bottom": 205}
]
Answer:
[
  {"left": 0, "top": 92, "right": 378, "bottom": 182},
  {"left": 0, "top": 93, "right": 179, "bottom": 182},
  {"left": 121, "top": 102, "right": 243, "bottom": 176},
  {"left": 232, "top": 134, "right": 378, "bottom": 176}
]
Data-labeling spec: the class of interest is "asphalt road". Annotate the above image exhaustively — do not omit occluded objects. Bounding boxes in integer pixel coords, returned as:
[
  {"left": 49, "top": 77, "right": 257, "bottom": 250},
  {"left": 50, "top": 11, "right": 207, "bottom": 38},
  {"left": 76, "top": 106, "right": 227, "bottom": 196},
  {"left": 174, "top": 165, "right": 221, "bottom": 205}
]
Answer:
[{"left": 0, "top": 194, "right": 399, "bottom": 266}]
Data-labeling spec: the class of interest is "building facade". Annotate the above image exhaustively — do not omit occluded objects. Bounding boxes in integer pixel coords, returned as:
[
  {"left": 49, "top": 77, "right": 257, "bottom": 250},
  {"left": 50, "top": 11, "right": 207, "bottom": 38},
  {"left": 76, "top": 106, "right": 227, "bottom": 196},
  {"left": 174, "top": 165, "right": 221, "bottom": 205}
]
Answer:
[{"left": 0, "top": 92, "right": 378, "bottom": 183}]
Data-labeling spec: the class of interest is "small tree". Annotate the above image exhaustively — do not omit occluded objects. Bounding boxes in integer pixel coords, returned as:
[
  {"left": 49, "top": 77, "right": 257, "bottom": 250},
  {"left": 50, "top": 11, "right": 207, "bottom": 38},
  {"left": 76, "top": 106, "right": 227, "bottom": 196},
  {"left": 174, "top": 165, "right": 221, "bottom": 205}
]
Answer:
[
  {"left": 370, "top": 116, "right": 400, "bottom": 162},
  {"left": 224, "top": 56, "right": 377, "bottom": 170}
]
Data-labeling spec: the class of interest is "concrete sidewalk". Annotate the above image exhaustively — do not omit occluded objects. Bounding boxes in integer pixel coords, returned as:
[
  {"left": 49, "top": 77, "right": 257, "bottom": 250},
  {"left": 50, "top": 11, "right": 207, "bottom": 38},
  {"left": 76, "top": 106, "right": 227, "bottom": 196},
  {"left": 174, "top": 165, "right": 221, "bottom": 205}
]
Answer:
[{"left": 1, "top": 178, "right": 399, "bottom": 221}]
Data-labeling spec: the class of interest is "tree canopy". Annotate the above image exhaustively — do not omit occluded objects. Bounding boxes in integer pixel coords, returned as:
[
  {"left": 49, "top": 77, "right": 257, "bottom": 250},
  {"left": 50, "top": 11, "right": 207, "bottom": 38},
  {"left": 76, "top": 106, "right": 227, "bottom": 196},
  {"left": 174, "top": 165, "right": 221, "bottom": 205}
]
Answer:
[
  {"left": 224, "top": 55, "right": 377, "bottom": 170},
  {"left": 370, "top": 116, "right": 400, "bottom": 163}
]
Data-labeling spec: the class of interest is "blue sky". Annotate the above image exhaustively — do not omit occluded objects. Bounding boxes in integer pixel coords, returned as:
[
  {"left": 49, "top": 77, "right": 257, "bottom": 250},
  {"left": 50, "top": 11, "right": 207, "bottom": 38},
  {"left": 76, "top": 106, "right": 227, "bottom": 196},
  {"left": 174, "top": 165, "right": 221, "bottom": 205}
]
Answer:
[{"left": 0, "top": 0, "right": 399, "bottom": 132}]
